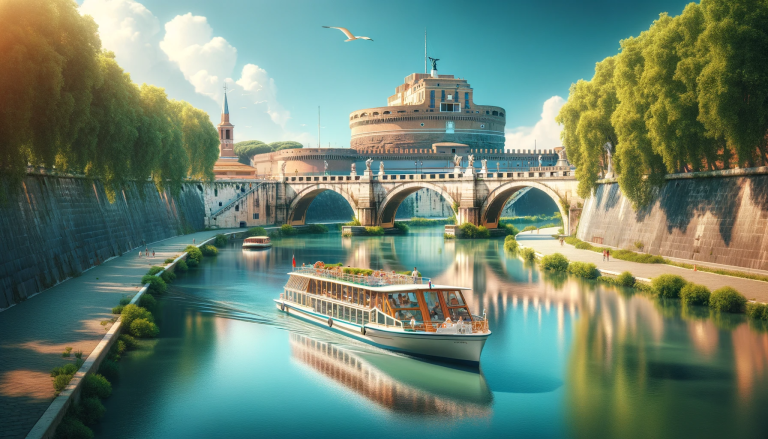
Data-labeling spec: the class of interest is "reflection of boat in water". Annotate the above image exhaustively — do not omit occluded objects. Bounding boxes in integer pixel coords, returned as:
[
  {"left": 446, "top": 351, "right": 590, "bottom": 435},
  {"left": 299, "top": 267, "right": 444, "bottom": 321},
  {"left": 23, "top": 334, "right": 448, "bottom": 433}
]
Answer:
[
  {"left": 242, "top": 236, "right": 272, "bottom": 249},
  {"left": 290, "top": 333, "right": 493, "bottom": 417},
  {"left": 275, "top": 265, "right": 491, "bottom": 364}
]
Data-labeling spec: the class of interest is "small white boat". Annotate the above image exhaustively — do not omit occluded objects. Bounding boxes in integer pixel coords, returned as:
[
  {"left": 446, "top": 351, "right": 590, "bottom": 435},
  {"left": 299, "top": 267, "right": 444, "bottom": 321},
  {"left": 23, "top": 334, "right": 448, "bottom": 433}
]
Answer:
[
  {"left": 242, "top": 236, "right": 271, "bottom": 249},
  {"left": 275, "top": 264, "right": 491, "bottom": 364}
]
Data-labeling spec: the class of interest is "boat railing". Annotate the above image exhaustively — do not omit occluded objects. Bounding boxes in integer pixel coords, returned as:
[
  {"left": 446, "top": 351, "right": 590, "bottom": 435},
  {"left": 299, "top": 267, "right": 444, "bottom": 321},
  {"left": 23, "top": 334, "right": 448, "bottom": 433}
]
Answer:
[
  {"left": 399, "top": 319, "right": 489, "bottom": 334},
  {"left": 293, "top": 266, "right": 431, "bottom": 287}
]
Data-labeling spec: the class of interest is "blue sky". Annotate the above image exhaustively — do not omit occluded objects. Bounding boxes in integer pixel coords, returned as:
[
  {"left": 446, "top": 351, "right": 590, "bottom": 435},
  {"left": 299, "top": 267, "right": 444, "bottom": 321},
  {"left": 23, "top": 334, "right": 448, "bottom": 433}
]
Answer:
[{"left": 78, "top": 0, "right": 692, "bottom": 149}]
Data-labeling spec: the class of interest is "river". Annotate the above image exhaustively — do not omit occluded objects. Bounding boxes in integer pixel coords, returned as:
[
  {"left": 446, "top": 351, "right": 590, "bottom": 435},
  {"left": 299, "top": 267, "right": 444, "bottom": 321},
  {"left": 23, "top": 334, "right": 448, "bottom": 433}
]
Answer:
[{"left": 95, "top": 227, "right": 768, "bottom": 438}]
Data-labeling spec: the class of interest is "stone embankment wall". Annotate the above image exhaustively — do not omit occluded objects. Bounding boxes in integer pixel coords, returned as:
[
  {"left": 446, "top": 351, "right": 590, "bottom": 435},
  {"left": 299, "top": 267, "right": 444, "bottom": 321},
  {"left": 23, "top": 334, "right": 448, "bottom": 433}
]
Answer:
[
  {"left": 0, "top": 174, "right": 206, "bottom": 309},
  {"left": 577, "top": 168, "right": 768, "bottom": 271}
]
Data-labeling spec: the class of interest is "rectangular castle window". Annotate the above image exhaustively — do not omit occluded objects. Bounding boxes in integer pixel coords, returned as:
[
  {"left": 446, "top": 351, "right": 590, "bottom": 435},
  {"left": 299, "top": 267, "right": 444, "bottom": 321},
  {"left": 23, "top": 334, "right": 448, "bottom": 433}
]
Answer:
[
  {"left": 441, "top": 90, "right": 445, "bottom": 102},
  {"left": 430, "top": 90, "right": 435, "bottom": 108},
  {"left": 464, "top": 92, "right": 469, "bottom": 109}
]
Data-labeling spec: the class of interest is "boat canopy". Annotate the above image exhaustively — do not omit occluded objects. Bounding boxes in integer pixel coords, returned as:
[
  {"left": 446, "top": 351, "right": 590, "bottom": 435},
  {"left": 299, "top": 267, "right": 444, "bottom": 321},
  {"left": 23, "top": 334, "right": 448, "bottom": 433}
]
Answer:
[{"left": 290, "top": 266, "right": 468, "bottom": 292}]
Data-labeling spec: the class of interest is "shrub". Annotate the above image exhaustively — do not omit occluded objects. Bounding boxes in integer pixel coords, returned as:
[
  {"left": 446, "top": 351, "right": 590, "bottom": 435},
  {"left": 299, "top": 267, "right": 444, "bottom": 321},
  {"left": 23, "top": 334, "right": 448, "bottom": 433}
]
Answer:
[
  {"left": 575, "top": 241, "right": 593, "bottom": 250},
  {"left": 307, "top": 224, "right": 329, "bottom": 233},
  {"left": 343, "top": 267, "right": 374, "bottom": 276},
  {"left": 498, "top": 223, "right": 519, "bottom": 236},
  {"left": 56, "top": 415, "right": 93, "bottom": 439},
  {"left": 63, "top": 347, "right": 73, "bottom": 357},
  {"left": 184, "top": 245, "right": 203, "bottom": 263},
  {"left": 175, "top": 259, "right": 188, "bottom": 272},
  {"left": 652, "top": 274, "right": 687, "bottom": 298},
  {"left": 344, "top": 216, "right": 362, "bottom": 226},
  {"left": 634, "top": 241, "right": 644, "bottom": 251},
  {"left": 568, "top": 262, "right": 599, "bottom": 279},
  {"left": 130, "top": 318, "right": 160, "bottom": 338},
  {"left": 247, "top": 226, "right": 267, "bottom": 237},
  {"left": 680, "top": 283, "right": 711, "bottom": 306},
  {"left": 119, "top": 296, "right": 132, "bottom": 306},
  {"left": 393, "top": 222, "right": 409, "bottom": 233},
  {"left": 99, "top": 359, "right": 119, "bottom": 382},
  {"left": 186, "top": 257, "right": 199, "bottom": 268},
  {"left": 160, "top": 270, "right": 176, "bottom": 284},
  {"left": 164, "top": 258, "right": 175, "bottom": 264},
  {"left": 616, "top": 271, "right": 636, "bottom": 287},
  {"left": 457, "top": 223, "right": 490, "bottom": 239},
  {"left": 522, "top": 225, "right": 538, "bottom": 232},
  {"left": 111, "top": 305, "right": 124, "bottom": 315},
  {"left": 54, "top": 373, "right": 74, "bottom": 392},
  {"left": 280, "top": 224, "right": 297, "bottom": 236},
  {"left": 51, "top": 363, "right": 79, "bottom": 377},
  {"left": 139, "top": 293, "right": 157, "bottom": 312},
  {"left": 746, "top": 303, "right": 768, "bottom": 320},
  {"left": 201, "top": 244, "right": 219, "bottom": 256},
  {"left": 709, "top": 287, "right": 747, "bottom": 313},
  {"left": 140, "top": 275, "right": 167, "bottom": 294},
  {"left": 541, "top": 253, "right": 569, "bottom": 271},
  {"left": 120, "top": 304, "right": 153, "bottom": 327},
  {"left": 213, "top": 234, "right": 228, "bottom": 247},
  {"left": 504, "top": 237, "right": 518, "bottom": 252},
  {"left": 443, "top": 233, "right": 455, "bottom": 239},
  {"left": 119, "top": 334, "right": 139, "bottom": 350},
  {"left": 520, "top": 248, "right": 536, "bottom": 261},
  {"left": 74, "top": 350, "right": 82, "bottom": 359},
  {"left": 76, "top": 396, "right": 106, "bottom": 426},
  {"left": 342, "top": 230, "right": 352, "bottom": 237},
  {"left": 364, "top": 226, "right": 385, "bottom": 236},
  {"left": 476, "top": 226, "right": 490, "bottom": 239},
  {"left": 82, "top": 373, "right": 112, "bottom": 399},
  {"left": 146, "top": 266, "right": 164, "bottom": 276}
]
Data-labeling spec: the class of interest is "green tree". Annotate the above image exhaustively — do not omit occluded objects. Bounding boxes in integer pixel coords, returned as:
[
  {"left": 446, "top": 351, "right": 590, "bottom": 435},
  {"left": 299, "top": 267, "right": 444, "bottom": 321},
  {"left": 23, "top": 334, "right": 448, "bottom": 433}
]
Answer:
[
  {"left": 234, "top": 140, "right": 269, "bottom": 164},
  {"left": 172, "top": 101, "right": 219, "bottom": 181},
  {"left": 268, "top": 141, "right": 304, "bottom": 151}
]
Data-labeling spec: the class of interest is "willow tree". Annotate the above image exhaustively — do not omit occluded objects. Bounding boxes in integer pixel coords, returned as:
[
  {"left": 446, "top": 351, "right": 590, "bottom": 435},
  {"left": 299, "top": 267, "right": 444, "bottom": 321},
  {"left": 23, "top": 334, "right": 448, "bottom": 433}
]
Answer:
[
  {"left": 173, "top": 101, "right": 220, "bottom": 181},
  {"left": 556, "top": 57, "right": 619, "bottom": 199},
  {"left": 0, "top": 0, "right": 101, "bottom": 185}
]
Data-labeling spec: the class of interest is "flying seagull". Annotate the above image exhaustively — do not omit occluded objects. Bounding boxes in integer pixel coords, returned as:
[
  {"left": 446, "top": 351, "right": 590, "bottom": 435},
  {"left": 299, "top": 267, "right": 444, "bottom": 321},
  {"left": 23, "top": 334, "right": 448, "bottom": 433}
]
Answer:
[{"left": 322, "top": 26, "right": 373, "bottom": 42}]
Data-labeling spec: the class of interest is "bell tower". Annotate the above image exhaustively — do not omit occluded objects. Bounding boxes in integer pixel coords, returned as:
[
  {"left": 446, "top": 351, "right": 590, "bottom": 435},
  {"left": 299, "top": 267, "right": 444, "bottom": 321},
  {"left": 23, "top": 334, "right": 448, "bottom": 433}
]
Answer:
[{"left": 218, "top": 85, "right": 236, "bottom": 158}]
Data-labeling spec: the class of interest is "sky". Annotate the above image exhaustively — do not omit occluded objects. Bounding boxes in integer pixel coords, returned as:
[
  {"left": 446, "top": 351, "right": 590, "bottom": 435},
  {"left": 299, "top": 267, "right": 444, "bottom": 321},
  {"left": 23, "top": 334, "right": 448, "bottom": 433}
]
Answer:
[{"left": 77, "top": 0, "right": 693, "bottom": 151}]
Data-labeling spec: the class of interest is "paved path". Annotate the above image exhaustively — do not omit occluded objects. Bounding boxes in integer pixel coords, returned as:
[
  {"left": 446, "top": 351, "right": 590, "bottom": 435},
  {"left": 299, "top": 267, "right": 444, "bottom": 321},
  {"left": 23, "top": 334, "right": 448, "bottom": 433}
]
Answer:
[
  {"left": 0, "top": 229, "right": 239, "bottom": 439},
  {"left": 517, "top": 228, "right": 768, "bottom": 303}
]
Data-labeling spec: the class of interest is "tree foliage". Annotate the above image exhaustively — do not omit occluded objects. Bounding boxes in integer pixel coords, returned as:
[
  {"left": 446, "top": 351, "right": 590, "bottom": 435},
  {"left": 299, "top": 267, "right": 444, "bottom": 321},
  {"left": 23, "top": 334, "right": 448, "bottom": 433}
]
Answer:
[
  {"left": 0, "top": 0, "right": 219, "bottom": 199},
  {"left": 233, "top": 140, "right": 304, "bottom": 165},
  {"left": 557, "top": 0, "right": 768, "bottom": 207}
]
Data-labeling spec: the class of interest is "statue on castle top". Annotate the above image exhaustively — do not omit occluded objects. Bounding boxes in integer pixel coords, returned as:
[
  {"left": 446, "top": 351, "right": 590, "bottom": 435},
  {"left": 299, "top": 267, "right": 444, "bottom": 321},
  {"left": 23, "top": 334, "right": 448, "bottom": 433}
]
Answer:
[
  {"left": 453, "top": 154, "right": 462, "bottom": 167},
  {"left": 467, "top": 154, "right": 475, "bottom": 167},
  {"left": 538, "top": 155, "right": 542, "bottom": 168},
  {"left": 428, "top": 57, "right": 439, "bottom": 71},
  {"left": 365, "top": 157, "right": 373, "bottom": 171}
]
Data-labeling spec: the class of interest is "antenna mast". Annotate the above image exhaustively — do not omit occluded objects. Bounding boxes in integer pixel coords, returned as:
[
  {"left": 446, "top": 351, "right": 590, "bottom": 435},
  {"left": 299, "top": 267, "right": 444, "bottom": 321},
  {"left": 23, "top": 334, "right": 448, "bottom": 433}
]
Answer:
[
  {"left": 318, "top": 106, "right": 321, "bottom": 148},
  {"left": 424, "top": 29, "right": 427, "bottom": 74}
]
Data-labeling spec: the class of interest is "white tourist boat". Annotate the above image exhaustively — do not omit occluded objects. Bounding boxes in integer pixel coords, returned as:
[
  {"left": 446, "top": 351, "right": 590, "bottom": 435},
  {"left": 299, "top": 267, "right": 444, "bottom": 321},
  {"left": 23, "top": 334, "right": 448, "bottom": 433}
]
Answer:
[
  {"left": 275, "top": 263, "right": 491, "bottom": 364},
  {"left": 242, "top": 236, "right": 271, "bottom": 249}
]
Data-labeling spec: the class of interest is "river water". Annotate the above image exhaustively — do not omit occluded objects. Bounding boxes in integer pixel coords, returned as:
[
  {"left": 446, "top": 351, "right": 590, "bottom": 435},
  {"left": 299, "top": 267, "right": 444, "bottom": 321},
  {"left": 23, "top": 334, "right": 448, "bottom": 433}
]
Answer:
[{"left": 95, "top": 227, "right": 768, "bottom": 438}]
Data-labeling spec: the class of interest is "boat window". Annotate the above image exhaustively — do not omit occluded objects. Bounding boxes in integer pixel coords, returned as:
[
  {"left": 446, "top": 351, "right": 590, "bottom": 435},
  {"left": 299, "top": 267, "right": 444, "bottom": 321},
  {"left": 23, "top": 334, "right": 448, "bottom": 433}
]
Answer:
[
  {"left": 344, "top": 307, "right": 351, "bottom": 321},
  {"left": 365, "top": 291, "right": 371, "bottom": 307},
  {"left": 443, "top": 291, "right": 465, "bottom": 306},
  {"left": 395, "top": 309, "right": 422, "bottom": 322},
  {"left": 424, "top": 291, "right": 445, "bottom": 322},
  {"left": 352, "top": 288, "right": 359, "bottom": 304},
  {"left": 363, "top": 311, "right": 370, "bottom": 325},
  {"left": 321, "top": 301, "right": 327, "bottom": 314},
  {"left": 311, "top": 298, "right": 316, "bottom": 310},
  {"left": 332, "top": 303, "right": 338, "bottom": 318},
  {"left": 448, "top": 307, "right": 471, "bottom": 321}
]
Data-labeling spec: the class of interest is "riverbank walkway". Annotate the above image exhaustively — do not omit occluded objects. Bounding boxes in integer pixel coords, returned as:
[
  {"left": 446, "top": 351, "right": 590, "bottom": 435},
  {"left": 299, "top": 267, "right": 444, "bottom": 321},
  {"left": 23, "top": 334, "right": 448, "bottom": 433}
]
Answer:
[
  {"left": 517, "top": 228, "right": 768, "bottom": 303},
  {"left": 0, "top": 229, "right": 240, "bottom": 439}
]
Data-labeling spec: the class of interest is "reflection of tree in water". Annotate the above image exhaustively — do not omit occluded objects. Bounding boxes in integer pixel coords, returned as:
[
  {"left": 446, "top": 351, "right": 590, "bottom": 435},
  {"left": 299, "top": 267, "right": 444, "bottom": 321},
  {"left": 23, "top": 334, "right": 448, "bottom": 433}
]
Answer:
[
  {"left": 565, "top": 287, "right": 768, "bottom": 439},
  {"left": 289, "top": 333, "right": 492, "bottom": 417}
]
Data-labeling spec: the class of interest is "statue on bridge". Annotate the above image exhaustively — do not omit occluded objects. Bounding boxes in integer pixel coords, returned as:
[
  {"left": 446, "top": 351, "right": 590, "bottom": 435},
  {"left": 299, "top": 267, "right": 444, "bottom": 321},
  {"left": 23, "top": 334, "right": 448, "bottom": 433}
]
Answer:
[
  {"left": 453, "top": 154, "right": 462, "bottom": 167},
  {"left": 481, "top": 159, "right": 488, "bottom": 173},
  {"left": 351, "top": 162, "right": 356, "bottom": 174},
  {"left": 365, "top": 157, "right": 373, "bottom": 171},
  {"left": 379, "top": 161, "right": 385, "bottom": 175},
  {"left": 280, "top": 162, "right": 287, "bottom": 174},
  {"left": 538, "top": 155, "right": 542, "bottom": 168},
  {"left": 467, "top": 154, "right": 475, "bottom": 167}
]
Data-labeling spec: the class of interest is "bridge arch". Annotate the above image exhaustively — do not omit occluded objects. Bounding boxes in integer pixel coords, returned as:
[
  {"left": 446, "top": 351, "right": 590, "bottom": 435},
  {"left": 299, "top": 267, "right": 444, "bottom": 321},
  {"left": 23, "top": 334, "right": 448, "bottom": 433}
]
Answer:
[
  {"left": 377, "top": 182, "right": 459, "bottom": 228},
  {"left": 479, "top": 181, "right": 568, "bottom": 232},
  {"left": 287, "top": 185, "right": 358, "bottom": 226}
]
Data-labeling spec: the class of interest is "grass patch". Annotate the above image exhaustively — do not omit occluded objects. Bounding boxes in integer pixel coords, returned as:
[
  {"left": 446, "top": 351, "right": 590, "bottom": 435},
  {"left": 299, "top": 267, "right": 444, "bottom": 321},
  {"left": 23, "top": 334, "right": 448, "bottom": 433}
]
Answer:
[
  {"left": 443, "top": 233, "right": 455, "bottom": 239},
  {"left": 344, "top": 216, "right": 362, "bottom": 226},
  {"left": 521, "top": 225, "right": 538, "bottom": 232},
  {"left": 499, "top": 213, "right": 562, "bottom": 224},
  {"left": 364, "top": 226, "right": 385, "bottom": 236},
  {"left": 401, "top": 217, "right": 454, "bottom": 226}
]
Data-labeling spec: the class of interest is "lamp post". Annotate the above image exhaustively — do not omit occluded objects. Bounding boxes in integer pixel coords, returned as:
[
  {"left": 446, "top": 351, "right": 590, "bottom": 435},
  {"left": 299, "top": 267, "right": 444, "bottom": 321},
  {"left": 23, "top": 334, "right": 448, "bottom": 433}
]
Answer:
[
  {"left": 419, "top": 160, "right": 423, "bottom": 174},
  {"left": 414, "top": 160, "right": 417, "bottom": 174}
]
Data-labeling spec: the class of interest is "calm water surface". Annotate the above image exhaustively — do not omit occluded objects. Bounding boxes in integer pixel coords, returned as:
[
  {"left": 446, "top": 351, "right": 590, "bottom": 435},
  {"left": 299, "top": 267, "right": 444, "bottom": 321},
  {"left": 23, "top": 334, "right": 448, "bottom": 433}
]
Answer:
[{"left": 95, "top": 227, "right": 768, "bottom": 438}]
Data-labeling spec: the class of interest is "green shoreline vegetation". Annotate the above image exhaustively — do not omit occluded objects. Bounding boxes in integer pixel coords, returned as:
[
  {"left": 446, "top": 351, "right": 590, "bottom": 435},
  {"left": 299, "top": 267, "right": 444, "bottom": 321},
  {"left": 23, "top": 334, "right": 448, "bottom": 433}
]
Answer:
[
  {"left": 53, "top": 238, "right": 220, "bottom": 438},
  {"left": 517, "top": 249, "right": 768, "bottom": 330},
  {"left": 565, "top": 235, "right": 768, "bottom": 283}
]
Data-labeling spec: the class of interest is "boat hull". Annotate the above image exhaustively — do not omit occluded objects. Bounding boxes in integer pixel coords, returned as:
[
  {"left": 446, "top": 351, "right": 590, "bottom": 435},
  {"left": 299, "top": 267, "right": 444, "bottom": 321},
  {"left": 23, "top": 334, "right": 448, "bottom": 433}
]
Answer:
[
  {"left": 275, "top": 299, "right": 489, "bottom": 364},
  {"left": 242, "top": 243, "right": 272, "bottom": 249}
]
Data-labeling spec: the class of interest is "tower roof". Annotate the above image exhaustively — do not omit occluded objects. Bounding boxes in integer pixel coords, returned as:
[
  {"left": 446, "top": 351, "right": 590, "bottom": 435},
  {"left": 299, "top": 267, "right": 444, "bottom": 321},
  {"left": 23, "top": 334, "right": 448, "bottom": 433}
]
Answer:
[{"left": 222, "top": 91, "right": 229, "bottom": 115}]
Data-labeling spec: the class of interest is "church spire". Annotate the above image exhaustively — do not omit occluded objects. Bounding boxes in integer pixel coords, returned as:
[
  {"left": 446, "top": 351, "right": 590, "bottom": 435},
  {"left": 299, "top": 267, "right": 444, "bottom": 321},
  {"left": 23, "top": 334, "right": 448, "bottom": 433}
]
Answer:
[{"left": 221, "top": 84, "right": 230, "bottom": 123}]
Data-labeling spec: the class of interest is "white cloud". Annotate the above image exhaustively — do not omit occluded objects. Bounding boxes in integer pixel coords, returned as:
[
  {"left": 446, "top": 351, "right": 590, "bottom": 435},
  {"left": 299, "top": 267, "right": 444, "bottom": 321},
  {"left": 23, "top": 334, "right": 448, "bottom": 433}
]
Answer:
[
  {"left": 80, "top": 1, "right": 308, "bottom": 143},
  {"left": 505, "top": 96, "right": 565, "bottom": 151},
  {"left": 160, "top": 14, "right": 236, "bottom": 100},
  {"left": 80, "top": 0, "right": 161, "bottom": 77}
]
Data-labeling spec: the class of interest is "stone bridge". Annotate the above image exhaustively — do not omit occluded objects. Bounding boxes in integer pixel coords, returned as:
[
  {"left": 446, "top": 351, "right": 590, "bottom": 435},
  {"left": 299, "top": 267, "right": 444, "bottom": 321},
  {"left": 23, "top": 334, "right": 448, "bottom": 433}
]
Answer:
[{"left": 272, "top": 166, "right": 582, "bottom": 233}]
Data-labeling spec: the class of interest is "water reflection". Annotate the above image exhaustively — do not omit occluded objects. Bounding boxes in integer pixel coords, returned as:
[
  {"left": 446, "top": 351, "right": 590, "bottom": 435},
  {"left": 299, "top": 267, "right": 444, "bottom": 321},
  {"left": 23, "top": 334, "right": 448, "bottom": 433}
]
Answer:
[{"left": 289, "top": 333, "right": 493, "bottom": 418}]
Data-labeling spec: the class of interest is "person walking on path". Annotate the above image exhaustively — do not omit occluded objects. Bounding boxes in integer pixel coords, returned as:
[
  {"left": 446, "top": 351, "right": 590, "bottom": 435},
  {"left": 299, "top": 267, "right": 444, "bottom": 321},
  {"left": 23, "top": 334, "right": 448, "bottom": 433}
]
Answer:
[
  {"left": 138, "top": 251, "right": 142, "bottom": 258},
  {"left": 559, "top": 238, "right": 564, "bottom": 246},
  {"left": 606, "top": 251, "right": 610, "bottom": 262},
  {"left": 602, "top": 250, "right": 606, "bottom": 261},
  {"left": 411, "top": 267, "right": 419, "bottom": 284},
  {"left": 152, "top": 250, "right": 155, "bottom": 258},
  {"left": 193, "top": 238, "right": 195, "bottom": 244}
]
